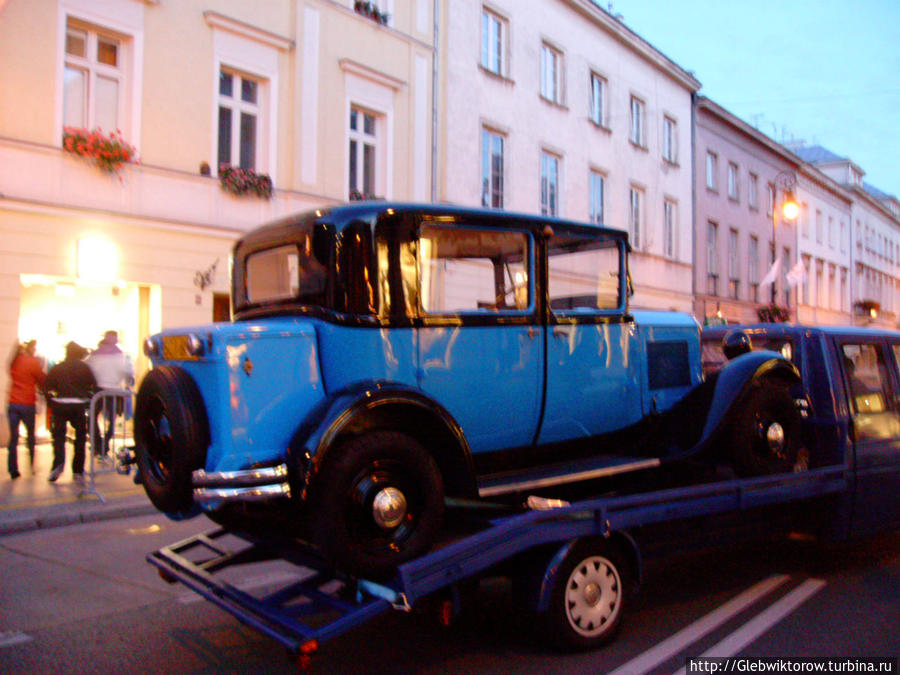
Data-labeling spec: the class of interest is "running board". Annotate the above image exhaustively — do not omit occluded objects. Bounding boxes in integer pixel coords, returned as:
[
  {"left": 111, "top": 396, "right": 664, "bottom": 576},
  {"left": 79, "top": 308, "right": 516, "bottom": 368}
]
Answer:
[{"left": 477, "top": 456, "right": 661, "bottom": 498}]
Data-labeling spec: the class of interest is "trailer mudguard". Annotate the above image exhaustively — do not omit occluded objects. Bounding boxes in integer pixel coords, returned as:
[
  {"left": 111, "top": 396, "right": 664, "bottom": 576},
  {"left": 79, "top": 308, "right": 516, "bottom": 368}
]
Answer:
[
  {"left": 697, "top": 350, "right": 801, "bottom": 447},
  {"left": 286, "top": 380, "right": 477, "bottom": 499}
]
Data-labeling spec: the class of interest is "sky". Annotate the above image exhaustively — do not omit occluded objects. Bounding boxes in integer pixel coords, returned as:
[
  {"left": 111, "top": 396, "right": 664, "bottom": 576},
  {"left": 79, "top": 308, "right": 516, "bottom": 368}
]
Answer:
[{"left": 611, "top": 0, "right": 900, "bottom": 196}]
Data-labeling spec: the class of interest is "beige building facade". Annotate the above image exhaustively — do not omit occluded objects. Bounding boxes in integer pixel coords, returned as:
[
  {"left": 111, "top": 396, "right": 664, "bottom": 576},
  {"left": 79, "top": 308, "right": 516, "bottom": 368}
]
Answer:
[
  {"left": 693, "top": 97, "right": 854, "bottom": 328},
  {"left": 435, "top": 0, "right": 700, "bottom": 313},
  {"left": 0, "top": 0, "right": 434, "bottom": 441}
]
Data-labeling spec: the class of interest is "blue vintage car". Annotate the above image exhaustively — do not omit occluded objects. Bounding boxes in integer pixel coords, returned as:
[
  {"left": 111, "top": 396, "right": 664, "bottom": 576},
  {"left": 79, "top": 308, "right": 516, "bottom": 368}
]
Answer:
[{"left": 135, "top": 203, "right": 801, "bottom": 576}]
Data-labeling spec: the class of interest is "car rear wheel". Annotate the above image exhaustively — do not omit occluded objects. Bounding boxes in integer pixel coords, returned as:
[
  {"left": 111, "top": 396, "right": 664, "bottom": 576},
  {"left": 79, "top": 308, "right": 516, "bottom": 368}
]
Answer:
[
  {"left": 134, "top": 366, "right": 209, "bottom": 515},
  {"left": 311, "top": 431, "right": 444, "bottom": 578}
]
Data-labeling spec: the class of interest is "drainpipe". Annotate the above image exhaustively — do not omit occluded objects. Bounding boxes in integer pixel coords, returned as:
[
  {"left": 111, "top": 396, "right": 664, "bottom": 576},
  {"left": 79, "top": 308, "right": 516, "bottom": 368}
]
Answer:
[
  {"left": 431, "top": 0, "right": 439, "bottom": 203},
  {"left": 690, "top": 93, "right": 698, "bottom": 322}
]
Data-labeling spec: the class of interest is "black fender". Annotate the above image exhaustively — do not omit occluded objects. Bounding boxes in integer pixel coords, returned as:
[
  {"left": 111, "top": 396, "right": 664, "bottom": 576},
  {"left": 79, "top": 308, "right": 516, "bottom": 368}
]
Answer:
[
  {"left": 696, "top": 350, "right": 801, "bottom": 448},
  {"left": 287, "top": 380, "right": 478, "bottom": 500}
]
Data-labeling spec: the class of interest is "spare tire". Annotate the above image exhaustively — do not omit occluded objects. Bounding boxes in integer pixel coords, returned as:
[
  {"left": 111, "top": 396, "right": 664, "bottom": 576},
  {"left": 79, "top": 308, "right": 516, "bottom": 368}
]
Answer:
[{"left": 134, "top": 365, "right": 209, "bottom": 515}]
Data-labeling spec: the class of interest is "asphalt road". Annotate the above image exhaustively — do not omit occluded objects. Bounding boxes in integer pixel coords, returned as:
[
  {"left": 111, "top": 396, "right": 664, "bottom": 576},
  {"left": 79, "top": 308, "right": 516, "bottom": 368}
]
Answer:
[{"left": 1, "top": 513, "right": 898, "bottom": 674}]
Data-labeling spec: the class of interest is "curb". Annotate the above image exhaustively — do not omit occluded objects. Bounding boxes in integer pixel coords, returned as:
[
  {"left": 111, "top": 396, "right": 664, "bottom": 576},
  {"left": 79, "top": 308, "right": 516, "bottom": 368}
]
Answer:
[{"left": 0, "top": 499, "right": 157, "bottom": 536}]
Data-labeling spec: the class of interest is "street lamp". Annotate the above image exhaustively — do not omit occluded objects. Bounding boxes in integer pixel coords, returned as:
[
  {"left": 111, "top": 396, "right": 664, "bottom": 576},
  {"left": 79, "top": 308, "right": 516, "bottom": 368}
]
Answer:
[{"left": 771, "top": 170, "right": 799, "bottom": 303}]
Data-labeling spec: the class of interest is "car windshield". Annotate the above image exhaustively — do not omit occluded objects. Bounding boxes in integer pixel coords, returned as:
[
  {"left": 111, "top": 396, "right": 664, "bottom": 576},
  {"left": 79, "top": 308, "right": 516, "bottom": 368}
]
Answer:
[{"left": 245, "top": 235, "right": 327, "bottom": 306}]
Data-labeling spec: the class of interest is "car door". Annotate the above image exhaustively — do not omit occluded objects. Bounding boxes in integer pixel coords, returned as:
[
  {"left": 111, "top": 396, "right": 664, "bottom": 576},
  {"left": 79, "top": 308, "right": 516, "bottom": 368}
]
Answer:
[
  {"left": 537, "top": 233, "right": 643, "bottom": 445},
  {"left": 415, "top": 221, "right": 542, "bottom": 453},
  {"left": 837, "top": 337, "right": 900, "bottom": 534}
]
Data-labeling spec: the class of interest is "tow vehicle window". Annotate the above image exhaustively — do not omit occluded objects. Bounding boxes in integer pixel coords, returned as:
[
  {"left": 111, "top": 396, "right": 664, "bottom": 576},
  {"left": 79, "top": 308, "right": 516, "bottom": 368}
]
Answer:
[
  {"left": 418, "top": 225, "right": 531, "bottom": 314},
  {"left": 547, "top": 236, "right": 622, "bottom": 313},
  {"left": 841, "top": 342, "right": 900, "bottom": 441}
]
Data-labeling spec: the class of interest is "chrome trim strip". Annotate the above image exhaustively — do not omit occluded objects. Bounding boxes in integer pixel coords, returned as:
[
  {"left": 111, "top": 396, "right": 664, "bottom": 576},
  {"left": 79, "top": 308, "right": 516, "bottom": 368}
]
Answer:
[
  {"left": 194, "top": 483, "right": 291, "bottom": 504},
  {"left": 192, "top": 464, "right": 288, "bottom": 487},
  {"left": 477, "top": 458, "right": 661, "bottom": 498}
]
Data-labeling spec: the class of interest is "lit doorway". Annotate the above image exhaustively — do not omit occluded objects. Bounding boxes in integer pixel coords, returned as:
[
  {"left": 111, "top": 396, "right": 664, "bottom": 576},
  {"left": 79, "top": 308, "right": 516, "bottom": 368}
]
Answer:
[{"left": 18, "top": 273, "right": 160, "bottom": 393}]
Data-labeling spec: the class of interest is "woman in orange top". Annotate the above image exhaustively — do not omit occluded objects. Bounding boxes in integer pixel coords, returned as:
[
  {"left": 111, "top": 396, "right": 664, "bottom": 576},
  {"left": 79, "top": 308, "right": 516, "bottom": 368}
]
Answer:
[{"left": 7, "top": 339, "right": 45, "bottom": 478}]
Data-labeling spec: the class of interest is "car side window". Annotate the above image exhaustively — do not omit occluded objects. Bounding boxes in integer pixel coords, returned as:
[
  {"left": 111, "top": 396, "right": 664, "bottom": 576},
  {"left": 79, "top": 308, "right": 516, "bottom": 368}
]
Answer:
[
  {"left": 418, "top": 225, "right": 531, "bottom": 314},
  {"left": 547, "top": 235, "right": 622, "bottom": 314},
  {"left": 841, "top": 342, "right": 900, "bottom": 441}
]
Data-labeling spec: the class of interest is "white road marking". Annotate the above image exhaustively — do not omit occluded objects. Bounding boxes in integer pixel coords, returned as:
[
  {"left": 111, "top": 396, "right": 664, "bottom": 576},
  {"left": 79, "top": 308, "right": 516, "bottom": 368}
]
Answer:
[
  {"left": 178, "top": 571, "right": 306, "bottom": 604},
  {"left": 608, "top": 574, "right": 790, "bottom": 675},
  {"left": 0, "top": 630, "right": 33, "bottom": 648},
  {"left": 671, "top": 578, "right": 827, "bottom": 675}
]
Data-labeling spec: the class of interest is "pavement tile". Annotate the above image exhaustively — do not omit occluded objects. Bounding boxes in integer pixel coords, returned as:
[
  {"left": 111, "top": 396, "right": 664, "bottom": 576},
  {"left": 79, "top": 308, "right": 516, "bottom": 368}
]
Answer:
[{"left": 1, "top": 440, "right": 155, "bottom": 536}]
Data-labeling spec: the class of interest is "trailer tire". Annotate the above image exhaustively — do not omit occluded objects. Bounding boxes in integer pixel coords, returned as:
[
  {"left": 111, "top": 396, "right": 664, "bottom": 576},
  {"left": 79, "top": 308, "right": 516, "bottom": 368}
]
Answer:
[
  {"left": 134, "top": 366, "right": 209, "bottom": 514},
  {"left": 727, "top": 382, "right": 801, "bottom": 476},
  {"left": 540, "top": 540, "right": 629, "bottom": 651},
  {"left": 311, "top": 431, "right": 444, "bottom": 578}
]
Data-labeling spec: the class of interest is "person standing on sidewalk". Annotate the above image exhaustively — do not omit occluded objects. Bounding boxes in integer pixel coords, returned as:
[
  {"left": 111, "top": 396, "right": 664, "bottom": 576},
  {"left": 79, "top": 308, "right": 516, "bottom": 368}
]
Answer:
[
  {"left": 42, "top": 341, "right": 96, "bottom": 483},
  {"left": 86, "top": 330, "right": 134, "bottom": 458},
  {"left": 6, "top": 339, "right": 45, "bottom": 479}
]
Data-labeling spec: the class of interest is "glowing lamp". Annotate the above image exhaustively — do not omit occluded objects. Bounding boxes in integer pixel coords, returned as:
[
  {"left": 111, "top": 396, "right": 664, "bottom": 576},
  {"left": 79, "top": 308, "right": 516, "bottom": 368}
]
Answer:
[
  {"left": 782, "top": 199, "right": 800, "bottom": 221},
  {"left": 77, "top": 237, "right": 118, "bottom": 282}
]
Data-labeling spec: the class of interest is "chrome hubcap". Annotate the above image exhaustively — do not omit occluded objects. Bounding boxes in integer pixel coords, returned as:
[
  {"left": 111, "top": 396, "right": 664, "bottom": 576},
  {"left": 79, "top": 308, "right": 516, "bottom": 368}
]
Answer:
[
  {"left": 372, "top": 487, "right": 407, "bottom": 529},
  {"left": 565, "top": 556, "right": 622, "bottom": 638},
  {"left": 765, "top": 421, "right": 785, "bottom": 453}
]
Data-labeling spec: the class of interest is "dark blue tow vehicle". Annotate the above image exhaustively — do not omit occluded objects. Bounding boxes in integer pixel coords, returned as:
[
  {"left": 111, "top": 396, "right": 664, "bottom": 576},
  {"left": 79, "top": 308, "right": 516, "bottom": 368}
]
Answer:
[{"left": 135, "top": 204, "right": 900, "bottom": 656}]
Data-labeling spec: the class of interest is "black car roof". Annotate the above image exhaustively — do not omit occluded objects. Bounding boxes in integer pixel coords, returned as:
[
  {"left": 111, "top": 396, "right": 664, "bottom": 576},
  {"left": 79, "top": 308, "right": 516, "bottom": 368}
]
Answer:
[{"left": 236, "top": 201, "right": 630, "bottom": 249}]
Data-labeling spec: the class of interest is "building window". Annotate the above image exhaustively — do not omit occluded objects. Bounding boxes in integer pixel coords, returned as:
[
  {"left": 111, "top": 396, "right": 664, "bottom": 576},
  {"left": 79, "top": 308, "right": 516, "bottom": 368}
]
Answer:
[
  {"left": 663, "top": 116, "right": 677, "bottom": 163},
  {"left": 629, "top": 96, "right": 645, "bottom": 147},
  {"left": 800, "top": 202, "right": 809, "bottom": 238},
  {"left": 481, "top": 128, "right": 504, "bottom": 208},
  {"left": 706, "top": 152, "right": 718, "bottom": 191},
  {"left": 590, "top": 72, "right": 607, "bottom": 127},
  {"left": 783, "top": 247, "right": 792, "bottom": 307},
  {"left": 829, "top": 216, "right": 836, "bottom": 249},
  {"left": 707, "top": 222, "right": 719, "bottom": 296},
  {"left": 629, "top": 187, "right": 643, "bottom": 249},
  {"left": 727, "top": 163, "right": 739, "bottom": 201},
  {"left": 481, "top": 8, "right": 507, "bottom": 76},
  {"left": 589, "top": 171, "right": 605, "bottom": 225},
  {"left": 748, "top": 173, "right": 758, "bottom": 209},
  {"left": 767, "top": 183, "right": 775, "bottom": 217},
  {"left": 663, "top": 199, "right": 676, "bottom": 259},
  {"left": 828, "top": 263, "right": 836, "bottom": 310},
  {"left": 540, "top": 151, "right": 559, "bottom": 216},
  {"left": 749, "top": 235, "right": 759, "bottom": 302},
  {"left": 349, "top": 106, "right": 379, "bottom": 197},
  {"left": 801, "top": 254, "right": 811, "bottom": 305},
  {"left": 64, "top": 22, "right": 126, "bottom": 133},
  {"left": 840, "top": 220, "right": 847, "bottom": 253},
  {"left": 218, "top": 70, "right": 265, "bottom": 172},
  {"left": 816, "top": 259, "right": 824, "bottom": 307},
  {"left": 540, "top": 43, "right": 563, "bottom": 104},
  {"left": 728, "top": 228, "right": 739, "bottom": 299},
  {"left": 815, "top": 209, "right": 823, "bottom": 244}
]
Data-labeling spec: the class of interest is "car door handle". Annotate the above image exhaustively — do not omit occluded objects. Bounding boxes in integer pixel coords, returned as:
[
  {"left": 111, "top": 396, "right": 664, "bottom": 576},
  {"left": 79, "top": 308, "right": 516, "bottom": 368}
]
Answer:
[{"left": 553, "top": 326, "right": 573, "bottom": 338}]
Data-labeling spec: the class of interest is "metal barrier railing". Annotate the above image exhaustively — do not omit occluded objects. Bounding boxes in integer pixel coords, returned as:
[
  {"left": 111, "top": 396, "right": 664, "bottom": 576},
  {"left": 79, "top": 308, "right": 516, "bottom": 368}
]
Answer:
[{"left": 83, "top": 388, "right": 133, "bottom": 503}]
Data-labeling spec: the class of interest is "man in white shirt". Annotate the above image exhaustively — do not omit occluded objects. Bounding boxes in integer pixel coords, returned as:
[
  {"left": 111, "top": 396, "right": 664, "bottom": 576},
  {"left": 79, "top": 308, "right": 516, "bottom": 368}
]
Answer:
[{"left": 86, "top": 330, "right": 134, "bottom": 457}]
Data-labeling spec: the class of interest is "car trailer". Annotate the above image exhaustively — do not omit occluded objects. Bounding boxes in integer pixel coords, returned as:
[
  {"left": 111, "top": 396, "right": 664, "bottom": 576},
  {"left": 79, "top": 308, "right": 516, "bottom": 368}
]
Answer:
[{"left": 148, "top": 466, "right": 845, "bottom": 662}]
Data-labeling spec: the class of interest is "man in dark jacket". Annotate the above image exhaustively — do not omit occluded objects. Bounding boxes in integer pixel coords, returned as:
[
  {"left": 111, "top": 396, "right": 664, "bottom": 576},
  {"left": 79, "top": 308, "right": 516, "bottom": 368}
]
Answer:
[{"left": 43, "top": 342, "right": 96, "bottom": 482}]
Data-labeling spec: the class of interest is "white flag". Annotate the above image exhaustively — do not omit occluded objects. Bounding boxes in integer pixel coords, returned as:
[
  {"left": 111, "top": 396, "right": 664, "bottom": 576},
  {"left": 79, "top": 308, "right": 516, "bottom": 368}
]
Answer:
[
  {"left": 760, "top": 256, "right": 781, "bottom": 287},
  {"left": 786, "top": 260, "right": 807, "bottom": 288}
]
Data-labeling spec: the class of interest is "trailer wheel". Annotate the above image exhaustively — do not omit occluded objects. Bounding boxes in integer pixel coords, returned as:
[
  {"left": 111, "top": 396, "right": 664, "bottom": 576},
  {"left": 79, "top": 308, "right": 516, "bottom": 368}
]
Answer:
[
  {"left": 727, "top": 382, "right": 801, "bottom": 476},
  {"left": 540, "top": 540, "right": 629, "bottom": 650},
  {"left": 134, "top": 366, "right": 209, "bottom": 514},
  {"left": 311, "top": 431, "right": 444, "bottom": 578}
]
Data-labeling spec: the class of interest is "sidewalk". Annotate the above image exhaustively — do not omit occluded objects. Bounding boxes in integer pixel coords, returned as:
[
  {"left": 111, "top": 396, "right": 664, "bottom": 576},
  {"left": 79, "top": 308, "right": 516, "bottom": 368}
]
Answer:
[{"left": 0, "top": 439, "right": 155, "bottom": 536}]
